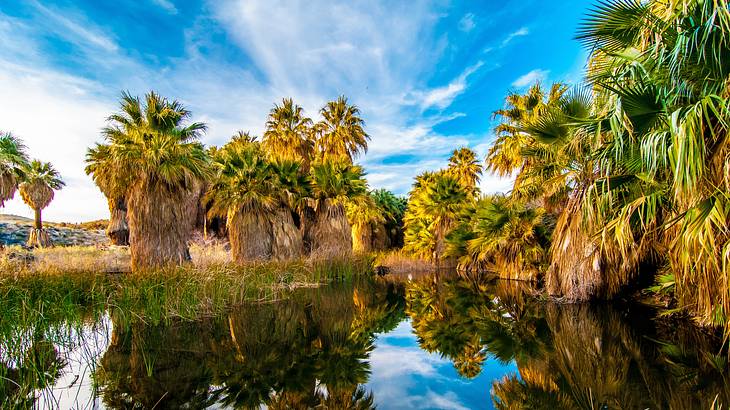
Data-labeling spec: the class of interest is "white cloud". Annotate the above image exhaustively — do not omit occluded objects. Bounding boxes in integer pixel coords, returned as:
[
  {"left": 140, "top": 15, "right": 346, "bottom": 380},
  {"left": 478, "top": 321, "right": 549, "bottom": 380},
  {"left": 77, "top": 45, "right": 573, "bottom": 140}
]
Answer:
[
  {"left": 512, "top": 69, "right": 549, "bottom": 88},
  {"left": 151, "top": 0, "right": 178, "bottom": 14},
  {"left": 0, "top": 0, "right": 495, "bottom": 221},
  {"left": 458, "top": 13, "right": 476, "bottom": 32},
  {"left": 501, "top": 26, "right": 529, "bottom": 47},
  {"left": 0, "top": 63, "right": 112, "bottom": 222},
  {"left": 29, "top": 1, "right": 119, "bottom": 53},
  {"left": 414, "top": 61, "right": 484, "bottom": 111}
]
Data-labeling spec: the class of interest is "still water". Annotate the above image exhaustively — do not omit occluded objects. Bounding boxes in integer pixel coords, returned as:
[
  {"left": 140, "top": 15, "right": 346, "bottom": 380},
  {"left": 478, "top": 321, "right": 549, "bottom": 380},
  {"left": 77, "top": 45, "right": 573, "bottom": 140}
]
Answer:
[{"left": 2, "top": 272, "right": 728, "bottom": 409}]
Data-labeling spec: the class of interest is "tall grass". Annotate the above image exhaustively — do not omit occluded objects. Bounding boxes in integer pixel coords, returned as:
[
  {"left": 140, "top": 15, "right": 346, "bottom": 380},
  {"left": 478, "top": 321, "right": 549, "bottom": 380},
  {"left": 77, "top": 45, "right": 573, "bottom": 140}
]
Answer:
[{"left": 0, "top": 245, "right": 374, "bottom": 325}]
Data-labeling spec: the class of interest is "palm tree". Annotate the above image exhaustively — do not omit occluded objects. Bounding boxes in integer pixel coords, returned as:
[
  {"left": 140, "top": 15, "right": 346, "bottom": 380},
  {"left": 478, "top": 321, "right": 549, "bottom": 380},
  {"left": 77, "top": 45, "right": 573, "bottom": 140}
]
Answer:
[
  {"left": 87, "top": 91, "right": 209, "bottom": 270},
  {"left": 269, "top": 159, "right": 309, "bottom": 260},
  {"left": 206, "top": 140, "right": 278, "bottom": 262},
  {"left": 85, "top": 144, "right": 132, "bottom": 245},
  {"left": 488, "top": 83, "right": 567, "bottom": 179},
  {"left": 446, "top": 195, "right": 552, "bottom": 280},
  {"left": 308, "top": 160, "right": 367, "bottom": 258},
  {"left": 19, "top": 160, "right": 64, "bottom": 247},
  {"left": 447, "top": 147, "right": 483, "bottom": 196},
  {"left": 568, "top": 0, "right": 730, "bottom": 322},
  {"left": 404, "top": 171, "right": 468, "bottom": 264},
  {"left": 346, "top": 195, "right": 385, "bottom": 253},
  {"left": 315, "top": 96, "right": 369, "bottom": 163},
  {"left": 370, "top": 189, "right": 407, "bottom": 249},
  {"left": 262, "top": 98, "right": 314, "bottom": 168},
  {"left": 0, "top": 132, "right": 29, "bottom": 207}
]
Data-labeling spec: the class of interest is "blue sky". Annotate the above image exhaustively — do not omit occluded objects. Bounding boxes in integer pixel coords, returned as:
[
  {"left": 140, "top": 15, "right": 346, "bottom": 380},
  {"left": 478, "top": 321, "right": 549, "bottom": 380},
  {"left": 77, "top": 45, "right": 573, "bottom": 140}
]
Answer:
[{"left": 0, "top": 0, "right": 591, "bottom": 221}]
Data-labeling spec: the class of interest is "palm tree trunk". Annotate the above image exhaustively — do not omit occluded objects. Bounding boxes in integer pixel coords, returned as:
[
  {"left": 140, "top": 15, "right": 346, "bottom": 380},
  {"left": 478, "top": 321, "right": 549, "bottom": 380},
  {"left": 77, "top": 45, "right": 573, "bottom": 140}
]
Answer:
[
  {"left": 228, "top": 206, "right": 273, "bottom": 262},
  {"left": 127, "top": 180, "right": 197, "bottom": 271},
  {"left": 271, "top": 206, "right": 303, "bottom": 261},
  {"left": 310, "top": 199, "right": 352, "bottom": 258},
  {"left": 26, "top": 207, "right": 51, "bottom": 247},
  {"left": 352, "top": 223, "right": 372, "bottom": 253},
  {"left": 107, "top": 197, "right": 129, "bottom": 246},
  {"left": 34, "top": 208, "right": 42, "bottom": 229}
]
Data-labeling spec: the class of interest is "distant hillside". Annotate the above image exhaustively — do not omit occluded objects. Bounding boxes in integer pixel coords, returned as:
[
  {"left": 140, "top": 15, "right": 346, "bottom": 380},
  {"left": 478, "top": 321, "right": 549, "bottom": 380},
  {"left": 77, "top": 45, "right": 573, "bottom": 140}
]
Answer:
[{"left": 0, "top": 214, "right": 109, "bottom": 247}]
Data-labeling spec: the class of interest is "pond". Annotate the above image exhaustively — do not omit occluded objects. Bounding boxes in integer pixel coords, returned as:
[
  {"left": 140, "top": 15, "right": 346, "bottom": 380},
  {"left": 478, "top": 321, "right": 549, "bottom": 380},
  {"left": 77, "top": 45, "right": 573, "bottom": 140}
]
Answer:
[{"left": 1, "top": 272, "right": 728, "bottom": 409}]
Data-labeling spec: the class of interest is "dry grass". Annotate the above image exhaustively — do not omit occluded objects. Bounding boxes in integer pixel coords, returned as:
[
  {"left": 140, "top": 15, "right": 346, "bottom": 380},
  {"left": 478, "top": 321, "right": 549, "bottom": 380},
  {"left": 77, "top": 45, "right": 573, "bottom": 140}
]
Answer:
[
  {"left": 0, "top": 245, "right": 130, "bottom": 274},
  {"left": 374, "top": 250, "right": 435, "bottom": 274},
  {"left": 190, "top": 240, "right": 232, "bottom": 267},
  {"left": 0, "top": 243, "right": 372, "bottom": 283},
  {"left": 56, "top": 219, "right": 109, "bottom": 231}
]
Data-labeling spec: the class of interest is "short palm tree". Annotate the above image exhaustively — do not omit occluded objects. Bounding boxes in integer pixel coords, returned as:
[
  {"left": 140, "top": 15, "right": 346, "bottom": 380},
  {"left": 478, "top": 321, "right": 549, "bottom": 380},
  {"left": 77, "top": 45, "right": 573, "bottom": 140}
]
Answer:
[
  {"left": 308, "top": 160, "right": 367, "bottom": 258},
  {"left": 206, "top": 141, "right": 279, "bottom": 262},
  {"left": 447, "top": 195, "right": 551, "bottom": 280},
  {"left": 19, "top": 160, "right": 64, "bottom": 247},
  {"left": 262, "top": 98, "right": 314, "bottom": 168},
  {"left": 346, "top": 195, "right": 385, "bottom": 253},
  {"left": 315, "top": 96, "right": 369, "bottom": 163},
  {"left": 269, "top": 159, "right": 309, "bottom": 260},
  {"left": 87, "top": 91, "right": 209, "bottom": 270},
  {"left": 369, "top": 189, "right": 407, "bottom": 249},
  {"left": 0, "top": 132, "right": 29, "bottom": 207}
]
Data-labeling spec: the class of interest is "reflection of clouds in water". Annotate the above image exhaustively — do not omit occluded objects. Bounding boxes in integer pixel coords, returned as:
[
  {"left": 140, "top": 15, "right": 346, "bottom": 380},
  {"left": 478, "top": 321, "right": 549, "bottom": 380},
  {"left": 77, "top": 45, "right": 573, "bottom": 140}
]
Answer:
[
  {"left": 424, "top": 390, "right": 471, "bottom": 410},
  {"left": 366, "top": 320, "right": 474, "bottom": 410},
  {"left": 37, "top": 314, "right": 112, "bottom": 409}
]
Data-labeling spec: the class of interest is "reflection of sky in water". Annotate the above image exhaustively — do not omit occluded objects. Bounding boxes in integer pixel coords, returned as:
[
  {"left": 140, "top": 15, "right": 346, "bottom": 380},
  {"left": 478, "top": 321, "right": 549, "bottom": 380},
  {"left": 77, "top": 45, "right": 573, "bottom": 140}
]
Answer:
[{"left": 366, "top": 319, "right": 517, "bottom": 410}]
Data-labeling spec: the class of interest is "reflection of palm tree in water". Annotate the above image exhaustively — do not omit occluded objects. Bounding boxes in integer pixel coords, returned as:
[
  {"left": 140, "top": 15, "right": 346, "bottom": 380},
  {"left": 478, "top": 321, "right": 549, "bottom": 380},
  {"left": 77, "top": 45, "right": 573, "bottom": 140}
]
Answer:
[
  {"left": 0, "top": 331, "right": 66, "bottom": 408},
  {"left": 491, "top": 304, "right": 730, "bottom": 409},
  {"left": 95, "top": 280, "right": 399, "bottom": 408},
  {"left": 404, "top": 272, "right": 730, "bottom": 408}
]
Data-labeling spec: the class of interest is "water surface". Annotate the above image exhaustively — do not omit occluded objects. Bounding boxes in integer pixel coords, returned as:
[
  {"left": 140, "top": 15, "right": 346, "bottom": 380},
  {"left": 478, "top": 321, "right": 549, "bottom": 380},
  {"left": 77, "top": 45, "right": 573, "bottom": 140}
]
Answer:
[{"left": 1, "top": 272, "right": 728, "bottom": 409}]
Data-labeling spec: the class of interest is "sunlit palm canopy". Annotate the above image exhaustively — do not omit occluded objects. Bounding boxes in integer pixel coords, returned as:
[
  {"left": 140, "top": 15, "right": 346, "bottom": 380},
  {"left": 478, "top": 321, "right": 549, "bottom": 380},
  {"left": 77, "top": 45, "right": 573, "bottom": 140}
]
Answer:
[{"left": 315, "top": 96, "right": 369, "bottom": 163}]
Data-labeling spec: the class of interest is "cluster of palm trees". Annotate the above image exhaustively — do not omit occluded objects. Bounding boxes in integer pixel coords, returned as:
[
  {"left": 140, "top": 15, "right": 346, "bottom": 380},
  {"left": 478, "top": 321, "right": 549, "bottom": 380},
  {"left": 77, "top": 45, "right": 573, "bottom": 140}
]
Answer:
[
  {"left": 405, "top": 0, "right": 730, "bottom": 331},
  {"left": 86, "top": 93, "right": 403, "bottom": 270},
  {"left": 0, "top": 133, "right": 64, "bottom": 247},
  {"left": 403, "top": 147, "right": 482, "bottom": 265}
]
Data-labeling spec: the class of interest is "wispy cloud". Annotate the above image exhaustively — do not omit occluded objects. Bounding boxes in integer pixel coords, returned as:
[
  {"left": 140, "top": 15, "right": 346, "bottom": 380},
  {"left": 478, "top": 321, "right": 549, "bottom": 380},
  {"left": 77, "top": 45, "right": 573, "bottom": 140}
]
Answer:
[
  {"left": 414, "top": 61, "right": 484, "bottom": 111},
  {"left": 151, "top": 0, "right": 178, "bottom": 14},
  {"left": 512, "top": 68, "right": 549, "bottom": 87},
  {"left": 1, "top": 0, "right": 488, "bottom": 220},
  {"left": 501, "top": 26, "right": 529, "bottom": 47},
  {"left": 458, "top": 13, "right": 476, "bottom": 32},
  {"left": 29, "top": 1, "right": 119, "bottom": 53}
]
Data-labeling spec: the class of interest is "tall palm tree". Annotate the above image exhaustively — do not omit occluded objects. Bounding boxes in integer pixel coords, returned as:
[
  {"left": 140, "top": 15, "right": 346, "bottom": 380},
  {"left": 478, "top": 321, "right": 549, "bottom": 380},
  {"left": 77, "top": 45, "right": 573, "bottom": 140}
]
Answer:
[
  {"left": 19, "top": 160, "right": 64, "bottom": 247},
  {"left": 447, "top": 147, "right": 483, "bottom": 196},
  {"left": 308, "top": 160, "right": 367, "bottom": 258},
  {"left": 315, "top": 96, "right": 370, "bottom": 163},
  {"left": 87, "top": 91, "right": 209, "bottom": 270},
  {"left": 568, "top": 0, "right": 730, "bottom": 323},
  {"left": 206, "top": 140, "right": 278, "bottom": 262},
  {"left": 262, "top": 98, "right": 314, "bottom": 168},
  {"left": 488, "top": 83, "right": 567, "bottom": 178},
  {"left": 0, "top": 132, "right": 29, "bottom": 207}
]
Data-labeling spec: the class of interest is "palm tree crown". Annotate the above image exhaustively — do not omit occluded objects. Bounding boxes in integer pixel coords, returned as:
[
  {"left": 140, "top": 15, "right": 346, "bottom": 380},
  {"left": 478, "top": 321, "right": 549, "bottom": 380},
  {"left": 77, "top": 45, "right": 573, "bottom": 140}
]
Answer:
[
  {"left": 19, "top": 160, "right": 64, "bottom": 212},
  {"left": 447, "top": 147, "right": 483, "bottom": 195},
  {"left": 263, "top": 98, "right": 314, "bottom": 165},
  {"left": 0, "top": 132, "right": 29, "bottom": 206},
  {"left": 315, "top": 96, "right": 369, "bottom": 163}
]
